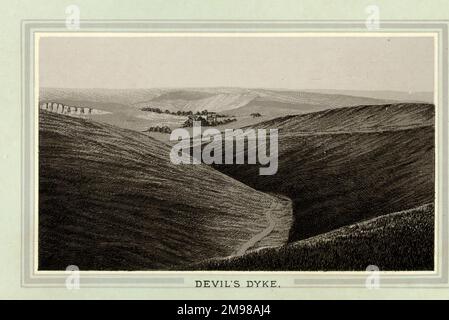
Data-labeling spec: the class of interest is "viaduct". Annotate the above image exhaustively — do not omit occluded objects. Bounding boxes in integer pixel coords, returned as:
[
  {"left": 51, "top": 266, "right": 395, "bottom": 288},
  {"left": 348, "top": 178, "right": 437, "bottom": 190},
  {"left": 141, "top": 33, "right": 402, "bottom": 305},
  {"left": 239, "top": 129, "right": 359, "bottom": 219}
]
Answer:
[{"left": 39, "top": 102, "right": 93, "bottom": 115}]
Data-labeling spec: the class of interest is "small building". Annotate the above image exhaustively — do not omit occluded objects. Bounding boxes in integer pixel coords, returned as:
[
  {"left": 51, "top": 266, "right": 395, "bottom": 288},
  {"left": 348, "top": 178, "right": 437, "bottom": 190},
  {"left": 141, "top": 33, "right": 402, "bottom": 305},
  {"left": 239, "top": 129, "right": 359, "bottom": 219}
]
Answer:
[{"left": 206, "top": 113, "right": 217, "bottom": 125}]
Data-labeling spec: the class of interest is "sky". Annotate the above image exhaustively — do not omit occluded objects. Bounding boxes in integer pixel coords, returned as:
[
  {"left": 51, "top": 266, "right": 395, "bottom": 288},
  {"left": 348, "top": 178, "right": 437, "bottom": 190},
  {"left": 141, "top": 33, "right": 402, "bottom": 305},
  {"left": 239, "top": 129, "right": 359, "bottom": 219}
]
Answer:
[{"left": 39, "top": 35, "right": 435, "bottom": 92}]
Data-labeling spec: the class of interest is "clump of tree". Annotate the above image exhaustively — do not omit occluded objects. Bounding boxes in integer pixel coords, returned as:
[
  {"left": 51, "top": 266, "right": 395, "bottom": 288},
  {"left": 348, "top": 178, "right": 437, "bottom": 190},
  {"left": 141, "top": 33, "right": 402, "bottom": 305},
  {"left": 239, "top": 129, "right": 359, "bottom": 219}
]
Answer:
[
  {"left": 141, "top": 107, "right": 231, "bottom": 118},
  {"left": 182, "top": 115, "right": 208, "bottom": 127},
  {"left": 195, "top": 109, "right": 209, "bottom": 115},
  {"left": 143, "top": 126, "right": 172, "bottom": 134},
  {"left": 250, "top": 112, "right": 262, "bottom": 118},
  {"left": 182, "top": 115, "right": 237, "bottom": 127},
  {"left": 216, "top": 118, "right": 237, "bottom": 126},
  {"left": 141, "top": 106, "right": 194, "bottom": 116},
  {"left": 175, "top": 110, "right": 194, "bottom": 116},
  {"left": 141, "top": 106, "right": 239, "bottom": 127},
  {"left": 141, "top": 107, "right": 164, "bottom": 113}
]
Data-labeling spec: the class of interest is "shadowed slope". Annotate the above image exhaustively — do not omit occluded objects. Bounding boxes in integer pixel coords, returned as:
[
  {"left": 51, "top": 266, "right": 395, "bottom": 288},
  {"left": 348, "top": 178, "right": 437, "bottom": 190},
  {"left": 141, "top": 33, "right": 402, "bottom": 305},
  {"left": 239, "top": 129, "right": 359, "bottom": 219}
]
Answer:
[
  {"left": 214, "top": 103, "right": 435, "bottom": 241},
  {"left": 246, "top": 103, "right": 434, "bottom": 132},
  {"left": 38, "top": 111, "right": 290, "bottom": 270},
  {"left": 195, "top": 204, "right": 434, "bottom": 271}
]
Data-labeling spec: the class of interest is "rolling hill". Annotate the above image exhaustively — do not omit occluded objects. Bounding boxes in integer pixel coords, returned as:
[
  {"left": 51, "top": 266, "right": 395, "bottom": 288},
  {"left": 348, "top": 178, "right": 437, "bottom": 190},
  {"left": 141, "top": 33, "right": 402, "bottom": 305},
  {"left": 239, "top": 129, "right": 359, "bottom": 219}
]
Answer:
[
  {"left": 213, "top": 103, "right": 435, "bottom": 242},
  {"left": 229, "top": 89, "right": 396, "bottom": 116},
  {"left": 39, "top": 87, "right": 403, "bottom": 143},
  {"left": 303, "top": 89, "right": 433, "bottom": 104},
  {"left": 38, "top": 111, "right": 292, "bottom": 270},
  {"left": 135, "top": 88, "right": 394, "bottom": 115},
  {"left": 40, "top": 87, "right": 396, "bottom": 116},
  {"left": 38, "top": 99, "right": 436, "bottom": 271},
  {"left": 146, "top": 89, "right": 257, "bottom": 113},
  {"left": 245, "top": 103, "right": 434, "bottom": 132}
]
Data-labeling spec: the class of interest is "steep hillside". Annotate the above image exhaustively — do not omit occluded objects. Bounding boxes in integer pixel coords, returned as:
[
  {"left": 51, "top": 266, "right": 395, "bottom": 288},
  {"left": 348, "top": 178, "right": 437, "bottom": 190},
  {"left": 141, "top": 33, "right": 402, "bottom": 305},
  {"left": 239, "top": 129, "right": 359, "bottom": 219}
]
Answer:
[
  {"left": 253, "top": 89, "right": 394, "bottom": 107},
  {"left": 247, "top": 103, "right": 434, "bottom": 132},
  {"left": 303, "top": 89, "right": 433, "bottom": 104},
  {"left": 213, "top": 103, "right": 435, "bottom": 241},
  {"left": 38, "top": 111, "right": 290, "bottom": 270},
  {"left": 138, "top": 88, "right": 393, "bottom": 114},
  {"left": 230, "top": 89, "right": 395, "bottom": 116},
  {"left": 195, "top": 204, "right": 434, "bottom": 271},
  {"left": 134, "top": 91, "right": 257, "bottom": 113}
]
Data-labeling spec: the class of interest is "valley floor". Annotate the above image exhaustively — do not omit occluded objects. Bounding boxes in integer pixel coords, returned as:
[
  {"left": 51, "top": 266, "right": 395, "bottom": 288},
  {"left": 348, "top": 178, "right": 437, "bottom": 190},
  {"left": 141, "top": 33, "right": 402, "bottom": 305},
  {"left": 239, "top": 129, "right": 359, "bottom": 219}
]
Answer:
[{"left": 193, "top": 203, "right": 435, "bottom": 271}]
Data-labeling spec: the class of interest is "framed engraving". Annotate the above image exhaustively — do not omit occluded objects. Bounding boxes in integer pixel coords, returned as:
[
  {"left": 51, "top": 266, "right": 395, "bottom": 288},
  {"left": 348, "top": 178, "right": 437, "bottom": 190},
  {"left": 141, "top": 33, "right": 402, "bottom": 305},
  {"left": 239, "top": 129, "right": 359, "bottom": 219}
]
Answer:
[{"left": 19, "top": 19, "right": 449, "bottom": 296}]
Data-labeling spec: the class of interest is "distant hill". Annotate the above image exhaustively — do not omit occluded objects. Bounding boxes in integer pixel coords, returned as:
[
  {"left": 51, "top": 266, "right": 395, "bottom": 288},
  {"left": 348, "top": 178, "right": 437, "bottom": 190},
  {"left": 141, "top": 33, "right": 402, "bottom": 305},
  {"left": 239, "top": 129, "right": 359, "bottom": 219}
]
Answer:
[
  {"left": 38, "top": 111, "right": 290, "bottom": 270},
  {"left": 41, "top": 87, "right": 397, "bottom": 115},
  {"left": 213, "top": 103, "right": 435, "bottom": 241},
  {"left": 250, "top": 88, "right": 395, "bottom": 105},
  {"left": 247, "top": 103, "right": 435, "bottom": 131},
  {"left": 39, "top": 87, "right": 163, "bottom": 106},
  {"left": 39, "top": 87, "right": 407, "bottom": 138},
  {"left": 303, "top": 89, "right": 434, "bottom": 104},
  {"left": 195, "top": 204, "right": 434, "bottom": 271},
  {"left": 229, "top": 94, "right": 395, "bottom": 116},
  {"left": 229, "top": 98, "right": 319, "bottom": 116},
  {"left": 136, "top": 88, "right": 394, "bottom": 115},
  {"left": 136, "top": 90, "right": 257, "bottom": 113}
]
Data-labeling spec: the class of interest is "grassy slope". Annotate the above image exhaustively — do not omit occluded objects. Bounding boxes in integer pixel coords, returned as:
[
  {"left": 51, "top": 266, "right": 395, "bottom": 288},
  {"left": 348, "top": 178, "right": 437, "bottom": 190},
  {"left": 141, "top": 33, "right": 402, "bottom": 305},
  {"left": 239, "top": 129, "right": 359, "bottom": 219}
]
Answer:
[
  {"left": 195, "top": 204, "right": 434, "bottom": 271},
  {"left": 229, "top": 98, "right": 319, "bottom": 116},
  {"left": 39, "top": 89, "right": 396, "bottom": 143},
  {"left": 230, "top": 93, "right": 394, "bottom": 116},
  {"left": 302, "top": 89, "right": 433, "bottom": 104},
  {"left": 145, "top": 89, "right": 393, "bottom": 115},
  {"left": 253, "top": 88, "right": 394, "bottom": 105},
  {"left": 39, "top": 111, "right": 290, "bottom": 270},
  {"left": 246, "top": 103, "right": 434, "bottom": 131},
  {"left": 214, "top": 103, "right": 435, "bottom": 241}
]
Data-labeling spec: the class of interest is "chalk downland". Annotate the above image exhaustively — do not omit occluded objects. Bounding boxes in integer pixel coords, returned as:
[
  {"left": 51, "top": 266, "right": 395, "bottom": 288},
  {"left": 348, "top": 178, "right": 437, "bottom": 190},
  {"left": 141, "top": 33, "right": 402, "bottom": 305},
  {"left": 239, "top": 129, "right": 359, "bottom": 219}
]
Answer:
[
  {"left": 38, "top": 111, "right": 291, "bottom": 270},
  {"left": 214, "top": 103, "right": 435, "bottom": 243}
]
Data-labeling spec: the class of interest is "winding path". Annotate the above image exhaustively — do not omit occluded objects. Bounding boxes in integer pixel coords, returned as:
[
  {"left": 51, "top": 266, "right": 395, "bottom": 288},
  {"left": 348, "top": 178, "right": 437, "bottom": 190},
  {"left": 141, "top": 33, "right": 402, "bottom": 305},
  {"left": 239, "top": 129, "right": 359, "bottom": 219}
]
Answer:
[{"left": 235, "top": 200, "right": 280, "bottom": 255}]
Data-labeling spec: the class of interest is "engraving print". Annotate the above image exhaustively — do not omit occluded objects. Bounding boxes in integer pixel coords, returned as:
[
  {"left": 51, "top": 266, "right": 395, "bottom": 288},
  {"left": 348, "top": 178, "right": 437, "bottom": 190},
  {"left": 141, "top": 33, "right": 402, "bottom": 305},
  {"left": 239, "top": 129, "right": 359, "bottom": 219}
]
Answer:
[{"left": 38, "top": 35, "right": 435, "bottom": 271}]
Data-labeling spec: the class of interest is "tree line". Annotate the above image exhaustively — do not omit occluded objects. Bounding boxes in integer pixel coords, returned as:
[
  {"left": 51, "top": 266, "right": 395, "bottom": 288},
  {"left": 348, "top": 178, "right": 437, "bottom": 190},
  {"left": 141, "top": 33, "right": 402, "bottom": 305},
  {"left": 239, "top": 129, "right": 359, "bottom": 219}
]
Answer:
[{"left": 141, "top": 107, "right": 231, "bottom": 117}]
